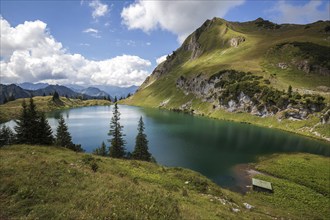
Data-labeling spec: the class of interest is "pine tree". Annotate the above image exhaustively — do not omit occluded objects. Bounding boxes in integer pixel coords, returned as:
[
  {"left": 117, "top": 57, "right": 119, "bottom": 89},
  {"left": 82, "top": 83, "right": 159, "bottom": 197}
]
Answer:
[
  {"left": 55, "top": 115, "right": 73, "bottom": 148},
  {"left": 27, "top": 98, "right": 39, "bottom": 144},
  {"left": 288, "top": 85, "right": 293, "bottom": 97},
  {"left": 114, "top": 96, "right": 117, "bottom": 103},
  {"left": 132, "top": 116, "right": 151, "bottom": 161},
  {"left": 93, "top": 141, "right": 108, "bottom": 156},
  {"left": 0, "top": 125, "right": 15, "bottom": 147},
  {"left": 15, "top": 99, "right": 29, "bottom": 144},
  {"left": 37, "top": 112, "right": 54, "bottom": 145},
  {"left": 52, "top": 91, "right": 59, "bottom": 101},
  {"left": 108, "top": 103, "right": 126, "bottom": 158}
]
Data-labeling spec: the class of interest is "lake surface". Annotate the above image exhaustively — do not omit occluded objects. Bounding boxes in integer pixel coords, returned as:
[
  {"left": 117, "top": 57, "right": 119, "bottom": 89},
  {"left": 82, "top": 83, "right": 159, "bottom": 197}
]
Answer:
[{"left": 3, "top": 105, "right": 330, "bottom": 191}]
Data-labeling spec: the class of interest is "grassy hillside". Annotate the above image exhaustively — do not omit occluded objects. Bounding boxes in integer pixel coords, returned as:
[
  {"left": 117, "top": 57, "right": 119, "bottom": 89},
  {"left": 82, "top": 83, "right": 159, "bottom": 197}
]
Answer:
[
  {"left": 0, "top": 145, "right": 329, "bottom": 219},
  {"left": 0, "top": 96, "right": 111, "bottom": 123},
  {"left": 123, "top": 18, "right": 330, "bottom": 141}
]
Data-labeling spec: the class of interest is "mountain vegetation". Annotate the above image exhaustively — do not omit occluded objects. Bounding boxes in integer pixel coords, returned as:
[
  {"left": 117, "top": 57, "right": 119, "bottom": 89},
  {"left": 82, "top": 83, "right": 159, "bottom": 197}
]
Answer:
[
  {"left": 123, "top": 17, "right": 330, "bottom": 141},
  {"left": 0, "top": 145, "right": 328, "bottom": 219}
]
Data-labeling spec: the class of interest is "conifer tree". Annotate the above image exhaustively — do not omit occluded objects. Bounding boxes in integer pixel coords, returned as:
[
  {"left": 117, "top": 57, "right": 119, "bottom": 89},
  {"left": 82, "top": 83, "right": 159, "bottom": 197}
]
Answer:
[
  {"left": 108, "top": 103, "right": 126, "bottom": 158},
  {"left": 288, "top": 85, "right": 293, "bottom": 97},
  {"left": 114, "top": 96, "right": 117, "bottom": 103},
  {"left": 52, "top": 91, "right": 59, "bottom": 101},
  {"left": 0, "top": 125, "right": 15, "bottom": 147},
  {"left": 55, "top": 115, "right": 73, "bottom": 148},
  {"left": 27, "top": 98, "right": 39, "bottom": 144},
  {"left": 93, "top": 141, "right": 108, "bottom": 156},
  {"left": 37, "top": 112, "right": 54, "bottom": 145},
  {"left": 132, "top": 116, "right": 152, "bottom": 161},
  {"left": 15, "top": 99, "right": 29, "bottom": 144}
]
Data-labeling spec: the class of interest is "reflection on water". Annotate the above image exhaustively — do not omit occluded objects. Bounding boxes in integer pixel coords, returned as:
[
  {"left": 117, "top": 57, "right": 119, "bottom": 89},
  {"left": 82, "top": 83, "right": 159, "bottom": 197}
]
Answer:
[{"left": 2, "top": 105, "right": 329, "bottom": 190}]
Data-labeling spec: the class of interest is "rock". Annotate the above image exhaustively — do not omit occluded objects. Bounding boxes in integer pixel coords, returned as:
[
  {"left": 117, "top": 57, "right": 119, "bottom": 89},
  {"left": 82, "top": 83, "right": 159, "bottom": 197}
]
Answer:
[
  {"left": 321, "top": 109, "right": 330, "bottom": 124},
  {"left": 243, "top": 203, "right": 254, "bottom": 210},
  {"left": 231, "top": 208, "right": 240, "bottom": 213},
  {"left": 159, "top": 99, "right": 170, "bottom": 108},
  {"left": 278, "top": 62, "right": 288, "bottom": 69},
  {"left": 295, "top": 60, "right": 311, "bottom": 73},
  {"left": 228, "top": 100, "right": 237, "bottom": 112},
  {"left": 230, "top": 36, "right": 245, "bottom": 47}
]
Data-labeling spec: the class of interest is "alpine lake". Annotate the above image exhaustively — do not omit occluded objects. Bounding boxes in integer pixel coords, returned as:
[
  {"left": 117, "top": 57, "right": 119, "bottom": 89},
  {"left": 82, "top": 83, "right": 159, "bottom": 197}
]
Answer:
[{"left": 4, "top": 105, "right": 330, "bottom": 192}]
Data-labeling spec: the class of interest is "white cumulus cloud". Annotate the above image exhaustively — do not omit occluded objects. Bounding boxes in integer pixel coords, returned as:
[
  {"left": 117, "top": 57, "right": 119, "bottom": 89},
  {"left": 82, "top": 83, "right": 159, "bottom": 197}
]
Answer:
[
  {"left": 268, "top": 0, "right": 330, "bottom": 24},
  {"left": 156, "top": 55, "right": 167, "bottom": 65},
  {"left": 121, "top": 0, "right": 245, "bottom": 43},
  {"left": 0, "top": 17, "right": 151, "bottom": 87},
  {"left": 89, "top": 0, "right": 109, "bottom": 19}
]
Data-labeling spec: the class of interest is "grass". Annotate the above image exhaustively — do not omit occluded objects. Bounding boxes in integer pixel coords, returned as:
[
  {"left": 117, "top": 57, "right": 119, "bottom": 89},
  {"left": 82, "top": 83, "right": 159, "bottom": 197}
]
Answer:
[
  {"left": 0, "top": 145, "right": 329, "bottom": 219},
  {"left": 123, "top": 19, "right": 330, "bottom": 141},
  {"left": 245, "top": 153, "right": 330, "bottom": 220},
  {"left": 0, "top": 96, "right": 111, "bottom": 123}
]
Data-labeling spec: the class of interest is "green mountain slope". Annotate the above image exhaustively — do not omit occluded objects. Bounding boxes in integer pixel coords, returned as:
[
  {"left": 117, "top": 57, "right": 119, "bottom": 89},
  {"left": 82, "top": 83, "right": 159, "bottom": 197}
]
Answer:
[
  {"left": 124, "top": 18, "right": 330, "bottom": 140},
  {"left": 1, "top": 145, "right": 329, "bottom": 219}
]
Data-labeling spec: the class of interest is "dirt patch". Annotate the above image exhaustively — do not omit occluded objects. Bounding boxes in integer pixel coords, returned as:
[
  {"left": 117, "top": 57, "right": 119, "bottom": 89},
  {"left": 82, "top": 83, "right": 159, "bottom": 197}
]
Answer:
[{"left": 230, "top": 164, "right": 267, "bottom": 194}]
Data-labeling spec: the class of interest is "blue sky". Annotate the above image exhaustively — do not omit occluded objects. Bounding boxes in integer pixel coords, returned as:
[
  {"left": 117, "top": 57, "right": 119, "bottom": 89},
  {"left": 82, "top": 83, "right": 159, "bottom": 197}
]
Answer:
[{"left": 0, "top": 0, "right": 329, "bottom": 87}]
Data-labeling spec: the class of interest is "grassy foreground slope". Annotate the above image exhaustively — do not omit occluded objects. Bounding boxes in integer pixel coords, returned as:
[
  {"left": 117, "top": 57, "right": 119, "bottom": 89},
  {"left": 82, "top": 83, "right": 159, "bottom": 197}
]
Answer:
[
  {"left": 0, "top": 96, "right": 111, "bottom": 123},
  {"left": 1, "top": 145, "right": 329, "bottom": 219},
  {"left": 123, "top": 18, "right": 330, "bottom": 141}
]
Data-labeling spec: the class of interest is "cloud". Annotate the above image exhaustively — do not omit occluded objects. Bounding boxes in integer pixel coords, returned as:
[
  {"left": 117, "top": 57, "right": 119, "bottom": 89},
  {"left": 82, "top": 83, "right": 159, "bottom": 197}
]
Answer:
[
  {"left": 89, "top": 0, "right": 109, "bottom": 19},
  {"left": 83, "top": 28, "right": 98, "bottom": 33},
  {"left": 156, "top": 55, "right": 167, "bottom": 65},
  {"left": 0, "top": 17, "right": 151, "bottom": 87},
  {"left": 83, "top": 28, "right": 101, "bottom": 38},
  {"left": 121, "top": 0, "right": 245, "bottom": 43},
  {"left": 268, "top": 0, "right": 330, "bottom": 24}
]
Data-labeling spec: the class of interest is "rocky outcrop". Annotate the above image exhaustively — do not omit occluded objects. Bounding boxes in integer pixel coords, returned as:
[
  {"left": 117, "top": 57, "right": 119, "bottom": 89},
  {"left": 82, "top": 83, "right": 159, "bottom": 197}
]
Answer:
[
  {"left": 176, "top": 70, "right": 326, "bottom": 119},
  {"left": 321, "top": 109, "right": 330, "bottom": 124},
  {"left": 229, "top": 36, "right": 245, "bottom": 47}
]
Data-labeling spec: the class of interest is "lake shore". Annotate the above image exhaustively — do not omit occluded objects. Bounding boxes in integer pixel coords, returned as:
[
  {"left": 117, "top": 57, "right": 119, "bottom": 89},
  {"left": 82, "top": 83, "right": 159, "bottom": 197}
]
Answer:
[{"left": 0, "top": 96, "right": 111, "bottom": 123}]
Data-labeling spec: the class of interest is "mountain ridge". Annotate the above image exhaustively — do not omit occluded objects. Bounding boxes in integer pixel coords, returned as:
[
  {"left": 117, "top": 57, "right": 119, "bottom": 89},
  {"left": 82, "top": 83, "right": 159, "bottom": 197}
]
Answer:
[{"left": 124, "top": 17, "right": 330, "bottom": 141}]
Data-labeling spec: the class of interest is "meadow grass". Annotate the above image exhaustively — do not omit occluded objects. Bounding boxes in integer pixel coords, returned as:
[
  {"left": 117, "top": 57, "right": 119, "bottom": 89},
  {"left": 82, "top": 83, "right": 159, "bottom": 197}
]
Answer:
[{"left": 0, "top": 145, "right": 329, "bottom": 219}]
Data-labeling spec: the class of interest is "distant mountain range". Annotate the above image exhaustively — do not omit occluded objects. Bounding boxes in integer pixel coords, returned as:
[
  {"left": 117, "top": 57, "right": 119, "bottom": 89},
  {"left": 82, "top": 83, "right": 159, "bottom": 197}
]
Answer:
[
  {"left": 0, "top": 84, "right": 110, "bottom": 104},
  {"left": 17, "top": 82, "right": 138, "bottom": 99}
]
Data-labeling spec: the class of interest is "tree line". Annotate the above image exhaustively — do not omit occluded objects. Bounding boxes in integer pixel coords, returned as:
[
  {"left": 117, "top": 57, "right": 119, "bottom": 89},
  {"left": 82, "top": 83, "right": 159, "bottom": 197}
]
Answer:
[
  {"left": 0, "top": 98, "right": 83, "bottom": 152},
  {"left": 93, "top": 103, "right": 153, "bottom": 162},
  {"left": 0, "top": 99, "right": 153, "bottom": 162}
]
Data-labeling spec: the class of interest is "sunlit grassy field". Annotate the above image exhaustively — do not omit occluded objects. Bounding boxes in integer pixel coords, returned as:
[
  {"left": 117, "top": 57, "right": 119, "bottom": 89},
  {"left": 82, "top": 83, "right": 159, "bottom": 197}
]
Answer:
[{"left": 0, "top": 145, "right": 329, "bottom": 219}]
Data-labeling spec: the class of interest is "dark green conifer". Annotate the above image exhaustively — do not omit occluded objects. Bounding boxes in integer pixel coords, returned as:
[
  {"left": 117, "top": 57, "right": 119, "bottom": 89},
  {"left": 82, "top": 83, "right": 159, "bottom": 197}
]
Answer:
[
  {"left": 93, "top": 141, "right": 108, "bottom": 156},
  {"left": 0, "top": 125, "right": 15, "bottom": 147},
  {"left": 15, "top": 99, "right": 29, "bottom": 144},
  {"left": 288, "top": 85, "right": 293, "bottom": 97},
  {"left": 37, "top": 112, "right": 54, "bottom": 145},
  {"left": 132, "top": 116, "right": 152, "bottom": 161},
  {"left": 55, "top": 115, "right": 73, "bottom": 148},
  {"left": 52, "top": 91, "right": 59, "bottom": 101},
  {"left": 108, "top": 103, "right": 126, "bottom": 158},
  {"left": 27, "top": 98, "right": 39, "bottom": 144}
]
